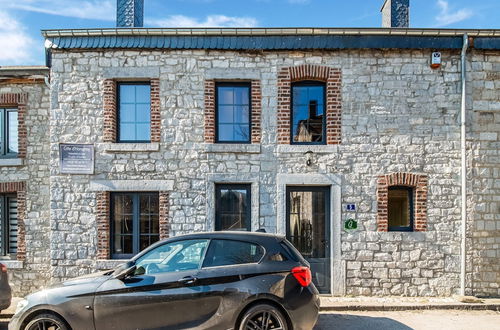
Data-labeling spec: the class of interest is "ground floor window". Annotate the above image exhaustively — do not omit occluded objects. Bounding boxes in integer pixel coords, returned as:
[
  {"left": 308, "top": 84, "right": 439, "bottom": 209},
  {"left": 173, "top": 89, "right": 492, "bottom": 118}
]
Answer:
[
  {"left": 388, "top": 186, "right": 414, "bottom": 231},
  {"left": 215, "top": 184, "right": 251, "bottom": 231},
  {"left": 0, "top": 194, "right": 18, "bottom": 256},
  {"left": 111, "top": 192, "right": 159, "bottom": 259}
]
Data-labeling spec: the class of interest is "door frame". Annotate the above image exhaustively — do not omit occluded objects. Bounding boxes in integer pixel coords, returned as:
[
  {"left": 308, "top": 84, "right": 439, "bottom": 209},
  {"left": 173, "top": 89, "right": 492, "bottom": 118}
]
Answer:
[{"left": 276, "top": 173, "right": 343, "bottom": 296}]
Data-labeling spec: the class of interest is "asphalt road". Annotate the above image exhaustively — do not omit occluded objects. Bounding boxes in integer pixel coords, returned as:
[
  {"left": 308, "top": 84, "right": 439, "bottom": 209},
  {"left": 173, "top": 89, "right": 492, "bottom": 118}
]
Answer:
[{"left": 2, "top": 310, "right": 500, "bottom": 330}]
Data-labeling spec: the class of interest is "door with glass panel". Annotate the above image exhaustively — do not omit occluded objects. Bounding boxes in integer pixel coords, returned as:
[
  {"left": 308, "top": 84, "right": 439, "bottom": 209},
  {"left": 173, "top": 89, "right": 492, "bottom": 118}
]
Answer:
[{"left": 286, "top": 186, "right": 330, "bottom": 293}]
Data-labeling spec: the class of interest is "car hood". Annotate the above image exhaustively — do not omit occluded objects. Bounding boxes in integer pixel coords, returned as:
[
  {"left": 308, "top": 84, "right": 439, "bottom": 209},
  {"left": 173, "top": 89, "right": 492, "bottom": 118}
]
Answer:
[{"left": 49, "top": 270, "right": 112, "bottom": 291}]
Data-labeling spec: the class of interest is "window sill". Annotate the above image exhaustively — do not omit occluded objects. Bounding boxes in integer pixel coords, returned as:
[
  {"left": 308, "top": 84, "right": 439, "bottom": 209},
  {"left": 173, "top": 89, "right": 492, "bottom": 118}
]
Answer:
[
  {"left": 204, "top": 144, "right": 261, "bottom": 154},
  {"left": 276, "top": 145, "right": 338, "bottom": 154},
  {"left": 0, "top": 260, "right": 23, "bottom": 269},
  {"left": 0, "top": 158, "right": 24, "bottom": 166},
  {"left": 102, "top": 143, "right": 160, "bottom": 152},
  {"left": 95, "top": 259, "right": 128, "bottom": 270}
]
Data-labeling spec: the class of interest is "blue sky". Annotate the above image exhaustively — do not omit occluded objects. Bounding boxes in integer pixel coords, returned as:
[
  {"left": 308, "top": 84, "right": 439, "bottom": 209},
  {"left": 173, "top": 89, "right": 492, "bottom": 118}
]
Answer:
[{"left": 0, "top": 0, "right": 499, "bottom": 66}]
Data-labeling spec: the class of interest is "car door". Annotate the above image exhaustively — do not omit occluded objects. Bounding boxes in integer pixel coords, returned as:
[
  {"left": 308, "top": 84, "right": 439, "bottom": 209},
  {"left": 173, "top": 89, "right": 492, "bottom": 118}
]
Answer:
[{"left": 93, "top": 239, "right": 220, "bottom": 330}]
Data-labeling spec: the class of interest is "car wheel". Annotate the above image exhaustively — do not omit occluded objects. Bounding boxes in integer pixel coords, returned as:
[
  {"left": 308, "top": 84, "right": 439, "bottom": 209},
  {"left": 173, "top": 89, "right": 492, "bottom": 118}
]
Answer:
[
  {"left": 238, "top": 304, "right": 288, "bottom": 330},
  {"left": 24, "top": 313, "right": 69, "bottom": 330}
]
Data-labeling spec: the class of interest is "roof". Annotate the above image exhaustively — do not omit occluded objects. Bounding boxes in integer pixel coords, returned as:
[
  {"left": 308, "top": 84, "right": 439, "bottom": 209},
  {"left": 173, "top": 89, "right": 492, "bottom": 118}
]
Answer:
[{"left": 42, "top": 28, "right": 500, "bottom": 51}]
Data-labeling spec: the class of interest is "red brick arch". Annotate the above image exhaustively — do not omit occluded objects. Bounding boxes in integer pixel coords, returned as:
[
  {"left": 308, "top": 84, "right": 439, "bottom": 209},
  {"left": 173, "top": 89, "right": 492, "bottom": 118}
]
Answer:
[
  {"left": 277, "top": 64, "right": 342, "bottom": 144},
  {"left": 377, "top": 172, "right": 428, "bottom": 232}
]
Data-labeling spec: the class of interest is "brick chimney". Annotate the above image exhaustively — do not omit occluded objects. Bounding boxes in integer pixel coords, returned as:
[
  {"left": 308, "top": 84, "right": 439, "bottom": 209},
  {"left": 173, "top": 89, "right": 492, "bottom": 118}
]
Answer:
[
  {"left": 117, "top": 0, "right": 144, "bottom": 28},
  {"left": 381, "top": 0, "right": 409, "bottom": 28}
]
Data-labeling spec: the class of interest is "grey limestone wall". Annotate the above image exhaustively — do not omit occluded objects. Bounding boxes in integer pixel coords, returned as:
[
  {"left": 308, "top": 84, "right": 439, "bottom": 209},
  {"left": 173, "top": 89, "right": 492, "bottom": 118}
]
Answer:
[
  {"left": 0, "top": 82, "right": 51, "bottom": 296},
  {"left": 469, "top": 51, "right": 500, "bottom": 297},
  {"left": 47, "top": 48, "right": 468, "bottom": 296}
]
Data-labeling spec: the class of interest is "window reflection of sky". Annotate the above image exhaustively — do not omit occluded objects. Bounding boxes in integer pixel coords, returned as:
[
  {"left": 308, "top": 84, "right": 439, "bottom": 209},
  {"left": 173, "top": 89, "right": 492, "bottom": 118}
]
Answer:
[{"left": 217, "top": 86, "right": 250, "bottom": 142}]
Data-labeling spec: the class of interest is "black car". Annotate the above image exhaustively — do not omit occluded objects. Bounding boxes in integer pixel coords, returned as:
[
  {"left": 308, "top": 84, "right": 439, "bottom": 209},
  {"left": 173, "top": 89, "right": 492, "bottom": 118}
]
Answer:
[
  {"left": 0, "top": 262, "right": 12, "bottom": 312},
  {"left": 10, "top": 232, "right": 319, "bottom": 330}
]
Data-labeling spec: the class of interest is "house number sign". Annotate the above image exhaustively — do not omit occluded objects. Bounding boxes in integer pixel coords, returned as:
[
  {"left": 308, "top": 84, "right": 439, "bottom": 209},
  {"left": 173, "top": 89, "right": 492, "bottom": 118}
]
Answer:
[{"left": 59, "top": 144, "right": 94, "bottom": 174}]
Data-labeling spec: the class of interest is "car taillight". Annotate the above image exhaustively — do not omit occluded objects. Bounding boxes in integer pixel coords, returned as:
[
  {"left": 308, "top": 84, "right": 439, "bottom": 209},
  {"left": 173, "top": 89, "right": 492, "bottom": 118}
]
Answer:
[
  {"left": 0, "top": 263, "right": 6, "bottom": 273},
  {"left": 291, "top": 266, "right": 311, "bottom": 287}
]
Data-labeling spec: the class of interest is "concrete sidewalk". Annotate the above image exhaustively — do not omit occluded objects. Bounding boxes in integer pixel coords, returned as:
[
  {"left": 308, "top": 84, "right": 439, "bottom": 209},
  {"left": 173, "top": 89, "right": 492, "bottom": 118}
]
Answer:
[{"left": 2, "top": 296, "right": 500, "bottom": 319}]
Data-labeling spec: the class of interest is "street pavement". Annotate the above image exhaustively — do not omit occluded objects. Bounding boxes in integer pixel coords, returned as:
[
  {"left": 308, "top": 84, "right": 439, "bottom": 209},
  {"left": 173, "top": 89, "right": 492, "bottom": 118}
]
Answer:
[{"left": 2, "top": 310, "right": 500, "bottom": 330}]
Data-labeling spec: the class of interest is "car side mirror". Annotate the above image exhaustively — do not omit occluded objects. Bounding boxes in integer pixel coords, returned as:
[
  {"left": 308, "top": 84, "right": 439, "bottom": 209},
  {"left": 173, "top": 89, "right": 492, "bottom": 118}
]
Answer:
[{"left": 113, "top": 261, "right": 137, "bottom": 281}]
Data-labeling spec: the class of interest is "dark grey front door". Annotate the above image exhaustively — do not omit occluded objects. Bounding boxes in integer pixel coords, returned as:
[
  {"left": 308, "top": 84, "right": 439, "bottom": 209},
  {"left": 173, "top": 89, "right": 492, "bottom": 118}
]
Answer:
[{"left": 286, "top": 186, "right": 331, "bottom": 294}]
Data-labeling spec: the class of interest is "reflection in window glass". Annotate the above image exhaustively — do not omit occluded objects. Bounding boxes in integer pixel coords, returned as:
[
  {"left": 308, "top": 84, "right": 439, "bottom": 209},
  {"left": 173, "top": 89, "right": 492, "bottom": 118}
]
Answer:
[
  {"left": 216, "top": 84, "right": 250, "bottom": 143},
  {"left": 7, "top": 111, "right": 18, "bottom": 153},
  {"left": 118, "top": 83, "right": 151, "bottom": 142},
  {"left": 111, "top": 193, "right": 159, "bottom": 258},
  {"left": 388, "top": 187, "right": 413, "bottom": 231},
  {"left": 292, "top": 83, "right": 325, "bottom": 144},
  {"left": 215, "top": 184, "right": 251, "bottom": 231},
  {"left": 202, "top": 239, "right": 264, "bottom": 267},
  {"left": 0, "top": 108, "right": 18, "bottom": 156}
]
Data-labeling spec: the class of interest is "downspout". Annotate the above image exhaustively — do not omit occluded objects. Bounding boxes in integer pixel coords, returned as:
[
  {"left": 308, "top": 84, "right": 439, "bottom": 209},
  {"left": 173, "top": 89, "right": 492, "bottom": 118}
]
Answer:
[{"left": 460, "top": 33, "right": 469, "bottom": 297}]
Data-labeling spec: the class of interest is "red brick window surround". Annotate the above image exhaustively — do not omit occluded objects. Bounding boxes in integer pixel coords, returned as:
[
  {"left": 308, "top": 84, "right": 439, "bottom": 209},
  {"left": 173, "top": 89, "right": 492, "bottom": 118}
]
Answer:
[
  {"left": 103, "top": 79, "right": 160, "bottom": 143},
  {"left": 0, "top": 93, "right": 28, "bottom": 158},
  {"left": 377, "top": 173, "right": 428, "bottom": 232},
  {"left": 204, "top": 80, "right": 262, "bottom": 144},
  {"left": 96, "top": 191, "right": 170, "bottom": 260},
  {"left": 0, "top": 182, "right": 26, "bottom": 261},
  {"left": 277, "top": 64, "right": 342, "bottom": 145}
]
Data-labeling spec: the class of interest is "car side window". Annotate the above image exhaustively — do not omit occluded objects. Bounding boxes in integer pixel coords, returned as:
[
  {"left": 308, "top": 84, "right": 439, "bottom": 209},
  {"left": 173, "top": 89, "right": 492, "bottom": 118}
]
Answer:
[
  {"left": 202, "top": 239, "right": 264, "bottom": 268},
  {"left": 135, "top": 239, "right": 209, "bottom": 275}
]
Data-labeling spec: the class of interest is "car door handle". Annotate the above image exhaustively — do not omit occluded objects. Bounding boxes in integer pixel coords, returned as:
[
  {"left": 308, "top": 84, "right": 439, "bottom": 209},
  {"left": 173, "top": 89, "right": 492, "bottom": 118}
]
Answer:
[{"left": 178, "top": 276, "right": 197, "bottom": 285}]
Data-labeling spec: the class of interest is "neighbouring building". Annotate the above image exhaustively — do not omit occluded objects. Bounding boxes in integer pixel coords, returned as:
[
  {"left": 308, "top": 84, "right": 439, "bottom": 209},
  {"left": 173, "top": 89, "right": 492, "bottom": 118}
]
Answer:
[{"left": 1, "top": 0, "right": 499, "bottom": 297}]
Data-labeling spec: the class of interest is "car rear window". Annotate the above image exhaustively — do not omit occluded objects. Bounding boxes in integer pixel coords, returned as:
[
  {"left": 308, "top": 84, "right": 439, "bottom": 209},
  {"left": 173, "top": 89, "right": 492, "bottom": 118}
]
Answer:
[
  {"left": 280, "top": 240, "right": 306, "bottom": 263},
  {"left": 202, "top": 239, "right": 264, "bottom": 267}
]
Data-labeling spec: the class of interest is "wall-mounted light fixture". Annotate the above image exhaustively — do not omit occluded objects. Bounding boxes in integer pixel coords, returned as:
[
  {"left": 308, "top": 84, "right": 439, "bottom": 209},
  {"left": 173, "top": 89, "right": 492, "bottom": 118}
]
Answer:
[{"left": 305, "top": 150, "right": 314, "bottom": 166}]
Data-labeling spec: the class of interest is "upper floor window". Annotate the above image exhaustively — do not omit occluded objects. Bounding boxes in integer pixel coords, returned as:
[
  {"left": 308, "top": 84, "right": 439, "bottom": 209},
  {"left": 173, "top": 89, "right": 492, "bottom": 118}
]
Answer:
[
  {"left": 0, "top": 108, "right": 18, "bottom": 157},
  {"left": 216, "top": 83, "right": 251, "bottom": 143},
  {"left": 111, "top": 192, "right": 159, "bottom": 259},
  {"left": 118, "top": 83, "right": 151, "bottom": 143},
  {"left": 0, "top": 194, "right": 18, "bottom": 256},
  {"left": 388, "top": 186, "right": 414, "bottom": 232},
  {"left": 215, "top": 184, "right": 251, "bottom": 231},
  {"left": 291, "top": 82, "right": 325, "bottom": 144}
]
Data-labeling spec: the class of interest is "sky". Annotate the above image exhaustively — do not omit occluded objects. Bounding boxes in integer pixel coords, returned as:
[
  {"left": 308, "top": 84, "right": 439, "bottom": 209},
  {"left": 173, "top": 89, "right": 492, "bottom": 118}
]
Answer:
[{"left": 0, "top": 0, "right": 499, "bottom": 66}]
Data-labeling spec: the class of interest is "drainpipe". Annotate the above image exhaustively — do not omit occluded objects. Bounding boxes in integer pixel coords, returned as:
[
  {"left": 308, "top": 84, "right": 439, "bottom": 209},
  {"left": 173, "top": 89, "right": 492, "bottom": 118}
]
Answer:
[{"left": 460, "top": 33, "right": 469, "bottom": 297}]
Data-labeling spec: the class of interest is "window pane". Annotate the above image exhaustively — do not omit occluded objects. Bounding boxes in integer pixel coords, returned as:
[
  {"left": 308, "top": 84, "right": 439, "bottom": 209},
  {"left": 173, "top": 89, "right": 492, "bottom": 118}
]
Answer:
[
  {"left": 119, "top": 85, "right": 136, "bottom": 103},
  {"left": 216, "top": 185, "right": 250, "bottom": 231},
  {"left": 292, "top": 84, "right": 325, "bottom": 143},
  {"left": 8, "top": 197, "right": 18, "bottom": 254},
  {"left": 119, "top": 104, "right": 136, "bottom": 122},
  {"left": 136, "top": 104, "right": 151, "bottom": 123},
  {"left": 135, "top": 85, "right": 151, "bottom": 103},
  {"left": 234, "top": 87, "right": 249, "bottom": 105},
  {"left": 120, "top": 123, "right": 136, "bottom": 141},
  {"left": 136, "top": 123, "right": 151, "bottom": 141},
  {"left": 135, "top": 239, "right": 209, "bottom": 274},
  {"left": 218, "top": 87, "right": 234, "bottom": 104},
  {"left": 218, "top": 106, "right": 233, "bottom": 124},
  {"left": 218, "top": 124, "right": 234, "bottom": 141},
  {"left": 8, "top": 111, "right": 18, "bottom": 153},
  {"left": 388, "top": 188, "right": 411, "bottom": 228},
  {"left": 202, "top": 240, "right": 263, "bottom": 267},
  {"left": 233, "top": 124, "right": 250, "bottom": 141},
  {"left": 234, "top": 106, "right": 249, "bottom": 124}
]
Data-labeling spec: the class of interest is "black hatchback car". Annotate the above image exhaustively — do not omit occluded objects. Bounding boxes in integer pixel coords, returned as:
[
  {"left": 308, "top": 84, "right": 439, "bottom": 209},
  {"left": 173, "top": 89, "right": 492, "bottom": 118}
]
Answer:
[
  {"left": 10, "top": 232, "right": 319, "bottom": 330},
  {"left": 0, "top": 262, "right": 12, "bottom": 312}
]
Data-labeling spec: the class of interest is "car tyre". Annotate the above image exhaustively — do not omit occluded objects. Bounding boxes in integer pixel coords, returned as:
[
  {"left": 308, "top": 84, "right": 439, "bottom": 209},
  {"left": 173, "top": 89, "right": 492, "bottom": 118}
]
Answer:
[
  {"left": 238, "top": 303, "right": 288, "bottom": 330},
  {"left": 24, "top": 313, "right": 69, "bottom": 330}
]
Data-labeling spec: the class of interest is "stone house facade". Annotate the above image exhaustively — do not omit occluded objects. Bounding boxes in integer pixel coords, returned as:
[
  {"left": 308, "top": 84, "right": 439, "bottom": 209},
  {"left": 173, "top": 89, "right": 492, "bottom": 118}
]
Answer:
[{"left": 1, "top": 2, "right": 499, "bottom": 298}]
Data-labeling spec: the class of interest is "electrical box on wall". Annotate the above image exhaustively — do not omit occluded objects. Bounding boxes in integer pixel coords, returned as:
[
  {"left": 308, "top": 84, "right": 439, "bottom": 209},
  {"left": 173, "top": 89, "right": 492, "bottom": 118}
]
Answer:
[{"left": 431, "top": 52, "right": 442, "bottom": 69}]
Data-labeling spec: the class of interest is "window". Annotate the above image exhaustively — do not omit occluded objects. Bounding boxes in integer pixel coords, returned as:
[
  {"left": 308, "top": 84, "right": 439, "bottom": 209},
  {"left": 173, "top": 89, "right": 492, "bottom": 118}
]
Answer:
[
  {"left": 388, "top": 186, "right": 414, "bottom": 232},
  {"left": 202, "top": 239, "right": 264, "bottom": 267},
  {"left": 118, "top": 83, "right": 151, "bottom": 142},
  {"left": 0, "top": 108, "right": 18, "bottom": 157},
  {"left": 0, "top": 195, "right": 18, "bottom": 256},
  {"left": 216, "top": 83, "right": 251, "bottom": 143},
  {"left": 215, "top": 184, "right": 251, "bottom": 231},
  {"left": 291, "top": 82, "right": 325, "bottom": 144},
  {"left": 111, "top": 192, "right": 159, "bottom": 259},
  {"left": 135, "top": 239, "right": 209, "bottom": 275}
]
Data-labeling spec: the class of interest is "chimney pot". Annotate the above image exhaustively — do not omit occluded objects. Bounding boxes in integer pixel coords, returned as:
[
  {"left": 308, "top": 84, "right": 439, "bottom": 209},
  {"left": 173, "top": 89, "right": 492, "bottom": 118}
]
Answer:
[
  {"left": 117, "top": 0, "right": 144, "bottom": 28},
  {"left": 381, "top": 0, "right": 409, "bottom": 28}
]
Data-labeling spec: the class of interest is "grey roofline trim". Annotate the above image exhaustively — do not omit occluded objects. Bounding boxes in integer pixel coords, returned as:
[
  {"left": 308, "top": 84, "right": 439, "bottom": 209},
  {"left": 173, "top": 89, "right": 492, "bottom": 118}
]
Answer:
[{"left": 41, "top": 27, "right": 500, "bottom": 38}]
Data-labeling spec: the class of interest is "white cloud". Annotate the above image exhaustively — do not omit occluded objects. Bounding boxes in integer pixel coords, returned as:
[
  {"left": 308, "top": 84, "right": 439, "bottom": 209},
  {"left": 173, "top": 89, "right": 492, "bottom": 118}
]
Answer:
[
  {"left": 0, "top": 11, "right": 36, "bottom": 64},
  {"left": 149, "top": 15, "right": 258, "bottom": 28},
  {"left": 435, "top": 0, "right": 473, "bottom": 26},
  {"left": 0, "top": 0, "right": 115, "bottom": 21}
]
